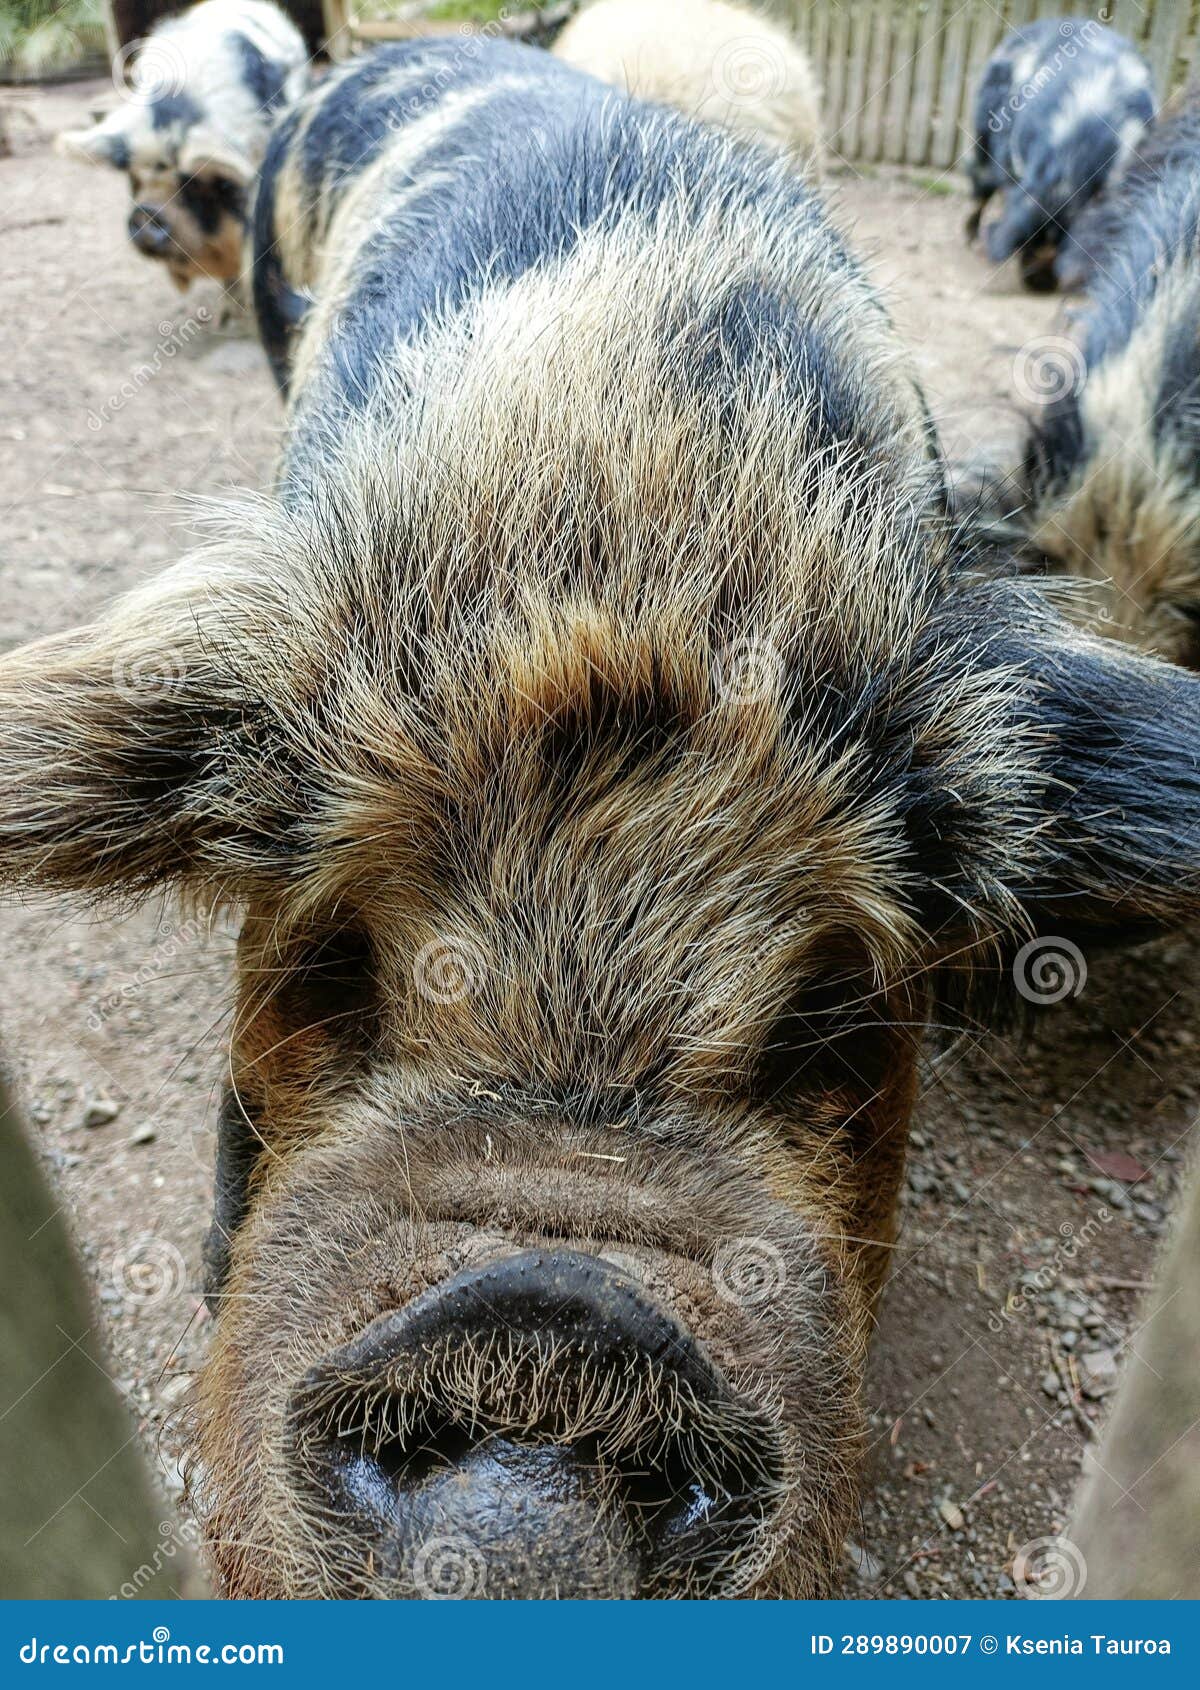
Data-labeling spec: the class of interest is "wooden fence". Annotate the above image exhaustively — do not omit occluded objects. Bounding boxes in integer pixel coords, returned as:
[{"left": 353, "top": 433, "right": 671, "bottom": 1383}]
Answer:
[
  {"left": 777, "top": 0, "right": 1200, "bottom": 168},
  {"left": 306, "top": 1, "right": 1200, "bottom": 170}
]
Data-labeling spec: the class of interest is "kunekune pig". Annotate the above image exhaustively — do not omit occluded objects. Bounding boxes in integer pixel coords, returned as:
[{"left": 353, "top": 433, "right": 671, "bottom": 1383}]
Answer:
[
  {"left": 7, "top": 37, "right": 1200, "bottom": 1600},
  {"left": 1055, "top": 79, "right": 1200, "bottom": 291},
  {"left": 57, "top": 0, "right": 308, "bottom": 291},
  {"left": 552, "top": 0, "right": 823, "bottom": 171},
  {"left": 966, "top": 19, "right": 1154, "bottom": 291},
  {"left": 1020, "top": 157, "right": 1200, "bottom": 667}
]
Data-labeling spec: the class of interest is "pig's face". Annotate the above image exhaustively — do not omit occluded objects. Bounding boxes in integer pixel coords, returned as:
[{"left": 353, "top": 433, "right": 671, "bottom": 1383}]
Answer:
[
  {"left": 191, "top": 871, "right": 921, "bottom": 1598},
  {"left": 58, "top": 98, "right": 251, "bottom": 289},
  {"left": 6, "top": 458, "right": 1200, "bottom": 1596}
]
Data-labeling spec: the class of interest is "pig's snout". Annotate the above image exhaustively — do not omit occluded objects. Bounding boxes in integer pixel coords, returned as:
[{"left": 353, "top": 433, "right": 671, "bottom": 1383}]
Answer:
[
  {"left": 285, "top": 1249, "right": 781, "bottom": 1597},
  {"left": 128, "top": 204, "right": 173, "bottom": 257}
]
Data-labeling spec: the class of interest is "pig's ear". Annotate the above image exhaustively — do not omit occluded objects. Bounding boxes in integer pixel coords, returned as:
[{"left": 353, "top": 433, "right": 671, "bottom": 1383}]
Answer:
[
  {"left": 0, "top": 569, "right": 289, "bottom": 906},
  {"left": 55, "top": 111, "right": 136, "bottom": 171},
  {"left": 1014, "top": 630, "right": 1200, "bottom": 944}
]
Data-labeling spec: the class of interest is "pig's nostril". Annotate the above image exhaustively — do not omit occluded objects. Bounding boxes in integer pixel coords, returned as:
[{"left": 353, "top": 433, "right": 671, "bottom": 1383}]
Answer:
[
  {"left": 286, "top": 1250, "right": 783, "bottom": 1597},
  {"left": 128, "top": 206, "right": 172, "bottom": 255}
]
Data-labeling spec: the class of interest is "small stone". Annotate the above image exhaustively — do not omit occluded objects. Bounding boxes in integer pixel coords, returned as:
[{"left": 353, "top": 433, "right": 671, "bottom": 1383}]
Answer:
[
  {"left": 82, "top": 1095, "right": 120, "bottom": 1128},
  {"left": 938, "top": 1497, "right": 965, "bottom": 1531},
  {"left": 903, "top": 1571, "right": 921, "bottom": 1599},
  {"left": 129, "top": 1122, "right": 157, "bottom": 1145},
  {"left": 1079, "top": 1347, "right": 1120, "bottom": 1400},
  {"left": 1087, "top": 1149, "right": 1149, "bottom": 1184},
  {"left": 1040, "top": 1371, "right": 1059, "bottom": 1398},
  {"left": 843, "top": 1539, "right": 882, "bottom": 1582}
]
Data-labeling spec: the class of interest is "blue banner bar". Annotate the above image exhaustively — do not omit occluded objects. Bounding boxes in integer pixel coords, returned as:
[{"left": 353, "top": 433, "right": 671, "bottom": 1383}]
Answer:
[{"left": 2, "top": 1600, "right": 1196, "bottom": 1686}]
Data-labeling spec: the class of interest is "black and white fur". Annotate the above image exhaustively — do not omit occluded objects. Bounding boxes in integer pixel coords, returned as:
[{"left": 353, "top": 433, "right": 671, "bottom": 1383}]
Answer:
[{"left": 966, "top": 19, "right": 1154, "bottom": 291}]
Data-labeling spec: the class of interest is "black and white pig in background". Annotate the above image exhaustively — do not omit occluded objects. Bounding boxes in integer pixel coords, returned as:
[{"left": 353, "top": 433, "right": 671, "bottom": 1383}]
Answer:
[
  {"left": 966, "top": 18, "right": 1154, "bottom": 291},
  {"left": 56, "top": 0, "right": 309, "bottom": 291},
  {"left": 1055, "top": 77, "right": 1200, "bottom": 290},
  {"left": 1016, "top": 93, "right": 1200, "bottom": 668},
  {"left": 8, "top": 34, "right": 1200, "bottom": 1600}
]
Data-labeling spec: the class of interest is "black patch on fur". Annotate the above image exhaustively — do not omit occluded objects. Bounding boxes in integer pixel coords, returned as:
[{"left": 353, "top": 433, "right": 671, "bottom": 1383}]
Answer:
[
  {"left": 233, "top": 30, "right": 290, "bottom": 113},
  {"left": 150, "top": 90, "right": 202, "bottom": 131},
  {"left": 251, "top": 103, "right": 305, "bottom": 392},
  {"left": 203, "top": 1088, "right": 263, "bottom": 1309},
  {"left": 178, "top": 171, "right": 246, "bottom": 234}
]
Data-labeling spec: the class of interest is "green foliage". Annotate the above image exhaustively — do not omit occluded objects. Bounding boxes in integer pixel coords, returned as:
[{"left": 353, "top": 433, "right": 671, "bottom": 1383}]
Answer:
[
  {"left": 911, "top": 174, "right": 956, "bottom": 197},
  {"left": 367, "top": 0, "right": 538, "bottom": 21},
  {"left": 0, "top": 0, "right": 107, "bottom": 74}
]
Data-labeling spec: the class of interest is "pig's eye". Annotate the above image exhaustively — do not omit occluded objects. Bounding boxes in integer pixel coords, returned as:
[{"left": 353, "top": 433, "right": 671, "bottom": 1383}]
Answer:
[
  {"left": 282, "top": 927, "right": 377, "bottom": 1045},
  {"left": 753, "top": 963, "right": 899, "bottom": 1128},
  {"left": 178, "top": 172, "right": 246, "bottom": 226}
]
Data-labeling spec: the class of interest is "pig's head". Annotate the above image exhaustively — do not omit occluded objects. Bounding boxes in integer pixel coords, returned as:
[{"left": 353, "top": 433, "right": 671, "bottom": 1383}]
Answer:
[
  {"left": 58, "top": 93, "right": 253, "bottom": 289},
  {"left": 5, "top": 451, "right": 1200, "bottom": 1595},
  {"left": 55, "top": 5, "right": 310, "bottom": 291}
]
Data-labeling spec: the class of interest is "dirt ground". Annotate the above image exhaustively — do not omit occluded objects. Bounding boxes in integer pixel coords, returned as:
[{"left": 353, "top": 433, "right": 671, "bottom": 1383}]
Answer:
[{"left": 1, "top": 79, "right": 1195, "bottom": 1602}]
